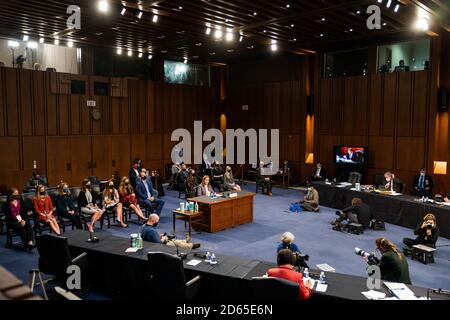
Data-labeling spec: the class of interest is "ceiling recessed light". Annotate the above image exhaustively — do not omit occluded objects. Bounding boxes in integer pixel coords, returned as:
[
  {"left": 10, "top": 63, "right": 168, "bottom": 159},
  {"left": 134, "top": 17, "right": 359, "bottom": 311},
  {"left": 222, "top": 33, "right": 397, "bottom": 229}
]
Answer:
[
  {"left": 286, "top": 4, "right": 290, "bottom": 8},
  {"left": 320, "top": 33, "right": 324, "bottom": 37},
  {"left": 195, "top": 42, "right": 203, "bottom": 46},
  {"left": 39, "top": 38, "right": 45, "bottom": 44},
  {"left": 138, "top": 11, "right": 143, "bottom": 19},
  {"left": 290, "top": 24, "right": 295, "bottom": 28},
  {"left": 27, "top": 41, "right": 38, "bottom": 49},
  {"left": 183, "top": 58, "right": 188, "bottom": 63},
  {"left": 138, "top": 52, "right": 143, "bottom": 58},
  {"left": 8, "top": 41, "right": 19, "bottom": 48},
  {"left": 128, "top": 50, "right": 133, "bottom": 57},
  {"left": 239, "top": 35, "right": 243, "bottom": 42},
  {"left": 193, "top": 55, "right": 199, "bottom": 59},
  {"left": 67, "top": 40, "right": 74, "bottom": 48},
  {"left": 356, "top": 10, "right": 361, "bottom": 14},
  {"left": 23, "top": 35, "right": 29, "bottom": 41},
  {"left": 349, "top": 28, "right": 353, "bottom": 32},
  {"left": 270, "top": 44, "right": 278, "bottom": 52},
  {"left": 98, "top": 0, "right": 109, "bottom": 13},
  {"left": 206, "top": 27, "right": 211, "bottom": 35},
  {"left": 161, "top": 50, "right": 167, "bottom": 53},
  {"left": 225, "top": 32, "right": 234, "bottom": 41},
  {"left": 253, "top": 12, "right": 257, "bottom": 16},
  {"left": 394, "top": 4, "right": 400, "bottom": 12},
  {"left": 382, "top": 22, "right": 387, "bottom": 26},
  {"left": 148, "top": 54, "right": 153, "bottom": 59},
  {"left": 152, "top": 15, "right": 158, "bottom": 23},
  {"left": 121, "top": 8, "right": 126, "bottom": 15},
  {"left": 96, "top": 32, "right": 103, "bottom": 36},
  {"left": 179, "top": 6, "right": 183, "bottom": 10},
  {"left": 214, "top": 29, "right": 223, "bottom": 39},
  {"left": 246, "top": 45, "right": 254, "bottom": 49},
  {"left": 209, "top": 52, "right": 216, "bottom": 55},
  {"left": 227, "top": 49, "right": 234, "bottom": 53},
  {"left": 117, "top": 48, "right": 122, "bottom": 55},
  {"left": 54, "top": 39, "right": 60, "bottom": 45},
  {"left": 386, "top": 0, "right": 392, "bottom": 8},
  {"left": 321, "top": 17, "right": 326, "bottom": 22},
  {"left": 263, "top": 29, "right": 267, "bottom": 33}
]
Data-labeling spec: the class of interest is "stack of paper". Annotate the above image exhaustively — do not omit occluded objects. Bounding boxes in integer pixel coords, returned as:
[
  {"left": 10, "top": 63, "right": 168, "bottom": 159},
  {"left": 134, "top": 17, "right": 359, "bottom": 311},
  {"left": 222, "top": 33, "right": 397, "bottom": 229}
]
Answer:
[
  {"left": 361, "top": 290, "right": 386, "bottom": 300},
  {"left": 316, "top": 264, "right": 336, "bottom": 272},
  {"left": 384, "top": 282, "right": 417, "bottom": 300}
]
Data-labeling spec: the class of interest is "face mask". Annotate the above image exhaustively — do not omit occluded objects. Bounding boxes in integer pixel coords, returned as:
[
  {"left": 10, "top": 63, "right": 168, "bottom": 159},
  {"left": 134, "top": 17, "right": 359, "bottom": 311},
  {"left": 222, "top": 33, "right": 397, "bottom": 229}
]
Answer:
[
  {"left": 11, "top": 194, "right": 21, "bottom": 200},
  {"left": 141, "top": 175, "right": 147, "bottom": 180},
  {"left": 152, "top": 222, "right": 158, "bottom": 228},
  {"left": 64, "top": 188, "right": 70, "bottom": 194},
  {"left": 40, "top": 189, "right": 45, "bottom": 194},
  {"left": 109, "top": 185, "right": 114, "bottom": 189},
  {"left": 125, "top": 182, "right": 130, "bottom": 185}
]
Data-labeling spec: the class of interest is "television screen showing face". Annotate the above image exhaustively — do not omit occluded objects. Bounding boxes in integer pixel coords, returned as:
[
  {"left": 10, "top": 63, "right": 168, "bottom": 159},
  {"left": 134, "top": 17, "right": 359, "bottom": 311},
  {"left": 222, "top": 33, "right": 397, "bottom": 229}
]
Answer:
[{"left": 334, "top": 146, "right": 366, "bottom": 165}]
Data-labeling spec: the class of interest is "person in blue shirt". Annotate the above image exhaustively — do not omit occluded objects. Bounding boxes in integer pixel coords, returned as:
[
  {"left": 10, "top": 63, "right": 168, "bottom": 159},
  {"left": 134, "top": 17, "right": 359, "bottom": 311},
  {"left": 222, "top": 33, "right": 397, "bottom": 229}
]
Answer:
[
  {"left": 277, "top": 232, "right": 309, "bottom": 268},
  {"left": 136, "top": 168, "right": 165, "bottom": 216},
  {"left": 141, "top": 214, "right": 200, "bottom": 250}
]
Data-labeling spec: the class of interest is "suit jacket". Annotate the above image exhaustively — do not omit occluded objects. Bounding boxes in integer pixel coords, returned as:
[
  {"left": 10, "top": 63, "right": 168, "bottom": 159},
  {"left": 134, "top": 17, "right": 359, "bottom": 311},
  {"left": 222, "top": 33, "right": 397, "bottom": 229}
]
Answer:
[
  {"left": 4, "top": 198, "right": 27, "bottom": 224},
  {"left": 312, "top": 167, "right": 327, "bottom": 179},
  {"left": 379, "top": 251, "right": 411, "bottom": 284},
  {"left": 343, "top": 203, "right": 372, "bottom": 228},
  {"left": 136, "top": 178, "right": 156, "bottom": 202},
  {"left": 267, "top": 266, "right": 312, "bottom": 300},
  {"left": 197, "top": 184, "right": 213, "bottom": 196},
  {"left": 412, "top": 174, "right": 433, "bottom": 190},
  {"left": 383, "top": 178, "right": 403, "bottom": 193},
  {"left": 128, "top": 167, "right": 140, "bottom": 189}
]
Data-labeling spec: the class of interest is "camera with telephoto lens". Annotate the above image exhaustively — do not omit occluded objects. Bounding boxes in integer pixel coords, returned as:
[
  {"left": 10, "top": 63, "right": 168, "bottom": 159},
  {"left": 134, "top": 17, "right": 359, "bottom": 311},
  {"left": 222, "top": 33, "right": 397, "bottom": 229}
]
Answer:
[
  {"left": 293, "top": 252, "right": 309, "bottom": 268},
  {"left": 355, "top": 247, "right": 380, "bottom": 266},
  {"left": 426, "top": 224, "right": 433, "bottom": 230}
]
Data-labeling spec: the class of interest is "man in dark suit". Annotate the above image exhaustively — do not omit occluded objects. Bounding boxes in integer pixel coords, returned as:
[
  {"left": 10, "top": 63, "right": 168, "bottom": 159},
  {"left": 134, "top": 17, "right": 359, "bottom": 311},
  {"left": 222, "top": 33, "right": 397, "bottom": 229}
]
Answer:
[
  {"left": 311, "top": 163, "right": 327, "bottom": 182},
  {"left": 128, "top": 158, "right": 142, "bottom": 189},
  {"left": 333, "top": 197, "right": 372, "bottom": 230},
  {"left": 411, "top": 168, "right": 433, "bottom": 198},
  {"left": 136, "top": 168, "right": 165, "bottom": 216}
]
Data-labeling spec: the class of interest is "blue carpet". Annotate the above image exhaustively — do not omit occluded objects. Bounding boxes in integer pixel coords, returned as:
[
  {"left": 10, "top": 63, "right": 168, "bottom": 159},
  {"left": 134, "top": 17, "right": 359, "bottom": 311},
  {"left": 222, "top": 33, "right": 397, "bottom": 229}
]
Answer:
[{"left": 1, "top": 184, "right": 449, "bottom": 296}]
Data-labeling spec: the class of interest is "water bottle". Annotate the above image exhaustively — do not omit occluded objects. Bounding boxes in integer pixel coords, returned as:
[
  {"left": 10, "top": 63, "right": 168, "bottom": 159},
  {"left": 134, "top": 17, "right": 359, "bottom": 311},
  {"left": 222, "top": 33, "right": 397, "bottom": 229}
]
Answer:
[
  {"left": 138, "top": 234, "right": 143, "bottom": 249},
  {"left": 210, "top": 253, "right": 217, "bottom": 265},
  {"left": 195, "top": 202, "right": 199, "bottom": 212},
  {"left": 205, "top": 252, "right": 211, "bottom": 263},
  {"left": 303, "top": 268, "right": 309, "bottom": 279},
  {"left": 320, "top": 271, "right": 326, "bottom": 284}
]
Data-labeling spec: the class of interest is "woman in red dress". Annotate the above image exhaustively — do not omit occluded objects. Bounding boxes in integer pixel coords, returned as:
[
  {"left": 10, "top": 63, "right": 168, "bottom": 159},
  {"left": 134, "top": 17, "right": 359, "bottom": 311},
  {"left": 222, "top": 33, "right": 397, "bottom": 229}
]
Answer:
[
  {"left": 33, "top": 185, "right": 61, "bottom": 234},
  {"left": 119, "top": 177, "right": 146, "bottom": 222}
]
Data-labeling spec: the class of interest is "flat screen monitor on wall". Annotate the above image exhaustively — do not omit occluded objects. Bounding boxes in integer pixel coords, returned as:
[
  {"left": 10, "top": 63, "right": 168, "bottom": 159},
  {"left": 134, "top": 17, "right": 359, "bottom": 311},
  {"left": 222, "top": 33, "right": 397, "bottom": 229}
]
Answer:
[{"left": 334, "top": 146, "right": 367, "bottom": 165}]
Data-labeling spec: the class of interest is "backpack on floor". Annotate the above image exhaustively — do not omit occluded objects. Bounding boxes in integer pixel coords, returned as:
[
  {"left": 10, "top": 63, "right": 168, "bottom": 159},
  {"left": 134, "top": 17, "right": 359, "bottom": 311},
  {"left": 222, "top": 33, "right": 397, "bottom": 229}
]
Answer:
[
  {"left": 369, "top": 219, "right": 385, "bottom": 231},
  {"left": 289, "top": 203, "right": 302, "bottom": 213}
]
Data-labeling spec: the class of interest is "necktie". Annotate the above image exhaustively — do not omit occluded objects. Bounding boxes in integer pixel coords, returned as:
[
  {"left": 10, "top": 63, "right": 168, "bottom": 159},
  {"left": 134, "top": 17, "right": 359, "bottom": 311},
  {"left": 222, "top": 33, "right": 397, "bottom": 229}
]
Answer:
[{"left": 419, "top": 176, "right": 424, "bottom": 189}]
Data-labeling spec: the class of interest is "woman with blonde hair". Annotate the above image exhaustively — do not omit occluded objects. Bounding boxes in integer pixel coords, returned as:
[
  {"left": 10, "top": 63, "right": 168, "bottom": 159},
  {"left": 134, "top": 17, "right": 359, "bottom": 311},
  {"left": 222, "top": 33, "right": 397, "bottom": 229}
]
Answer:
[
  {"left": 403, "top": 213, "right": 439, "bottom": 248},
  {"left": 119, "top": 176, "right": 145, "bottom": 222},
  {"left": 56, "top": 182, "right": 82, "bottom": 229},
  {"left": 223, "top": 166, "right": 241, "bottom": 192},
  {"left": 33, "top": 185, "right": 61, "bottom": 234}
]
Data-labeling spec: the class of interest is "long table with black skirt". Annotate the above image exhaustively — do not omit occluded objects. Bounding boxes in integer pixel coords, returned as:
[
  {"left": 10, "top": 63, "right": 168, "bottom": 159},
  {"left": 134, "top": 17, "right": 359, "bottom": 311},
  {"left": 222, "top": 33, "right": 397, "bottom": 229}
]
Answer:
[
  {"left": 312, "top": 181, "right": 450, "bottom": 239},
  {"left": 64, "top": 230, "right": 445, "bottom": 300}
]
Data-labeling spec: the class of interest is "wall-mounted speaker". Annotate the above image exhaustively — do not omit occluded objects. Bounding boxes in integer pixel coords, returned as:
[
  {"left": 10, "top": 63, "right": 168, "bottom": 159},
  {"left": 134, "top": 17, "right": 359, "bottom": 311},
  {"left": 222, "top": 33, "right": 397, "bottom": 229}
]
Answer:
[
  {"left": 438, "top": 88, "right": 449, "bottom": 111},
  {"left": 307, "top": 95, "right": 314, "bottom": 115}
]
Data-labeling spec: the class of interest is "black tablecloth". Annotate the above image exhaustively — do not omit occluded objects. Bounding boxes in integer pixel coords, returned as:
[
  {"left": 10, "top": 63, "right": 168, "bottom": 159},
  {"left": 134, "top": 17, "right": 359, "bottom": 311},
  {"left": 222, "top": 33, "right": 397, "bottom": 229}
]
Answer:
[
  {"left": 64, "top": 230, "right": 442, "bottom": 300},
  {"left": 312, "top": 182, "right": 450, "bottom": 239}
]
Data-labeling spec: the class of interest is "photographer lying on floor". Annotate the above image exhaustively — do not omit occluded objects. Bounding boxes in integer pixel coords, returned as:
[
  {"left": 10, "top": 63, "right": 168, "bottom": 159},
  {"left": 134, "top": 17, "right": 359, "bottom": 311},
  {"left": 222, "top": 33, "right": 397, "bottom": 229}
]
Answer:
[
  {"left": 141, "top": 214, "right": 201, "bottom": 250},
  {"left": 332, "top": 197, "right": 371, "bottom": 231}
]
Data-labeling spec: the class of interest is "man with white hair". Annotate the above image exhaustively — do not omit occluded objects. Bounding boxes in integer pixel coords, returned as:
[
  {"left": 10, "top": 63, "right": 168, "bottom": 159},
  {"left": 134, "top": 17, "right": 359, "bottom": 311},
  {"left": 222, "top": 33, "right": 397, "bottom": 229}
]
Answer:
[{"left": 141, "top": 214, "right": 200, "bottom": 250}]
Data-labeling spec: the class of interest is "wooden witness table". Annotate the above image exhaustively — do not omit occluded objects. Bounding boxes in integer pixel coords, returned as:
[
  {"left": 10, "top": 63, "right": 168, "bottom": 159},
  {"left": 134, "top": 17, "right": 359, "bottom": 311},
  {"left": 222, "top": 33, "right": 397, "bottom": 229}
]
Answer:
[
  {"left": 188, "top": 192, "right": 255, "bottom": 233},
  {"left": 172, "top": 209, "right": 204, "bottom": 238}
]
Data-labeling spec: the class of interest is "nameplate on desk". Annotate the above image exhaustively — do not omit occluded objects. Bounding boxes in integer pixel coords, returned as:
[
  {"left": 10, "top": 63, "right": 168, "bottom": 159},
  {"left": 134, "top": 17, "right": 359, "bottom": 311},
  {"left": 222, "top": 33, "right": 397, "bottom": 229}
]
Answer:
[
  {"left": 125, "top": 247, "right": 140, "bottom": 253},
  {"left": 229, "top": 193, "right": 238, "bottom": 198}
]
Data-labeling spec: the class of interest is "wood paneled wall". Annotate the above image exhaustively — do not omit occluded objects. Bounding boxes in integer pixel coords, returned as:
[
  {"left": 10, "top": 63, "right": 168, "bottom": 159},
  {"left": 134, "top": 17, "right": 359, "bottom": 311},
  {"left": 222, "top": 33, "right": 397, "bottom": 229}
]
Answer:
[
  {"left": 315, "top": 70, "right": 435, "bottom": 193},
  {"left": 227, "top": 79, "right": 308, "bottom": 182},
  {"left": 0, "top": 67, "right": 219, "bottom": 190}
]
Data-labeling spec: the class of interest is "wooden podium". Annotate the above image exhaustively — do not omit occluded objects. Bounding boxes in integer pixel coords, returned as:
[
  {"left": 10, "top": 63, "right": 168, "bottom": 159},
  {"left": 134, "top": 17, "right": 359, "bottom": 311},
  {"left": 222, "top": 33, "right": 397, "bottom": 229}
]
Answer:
[{"left": 188, "top": 192, "right": 255, "bottom": 233}]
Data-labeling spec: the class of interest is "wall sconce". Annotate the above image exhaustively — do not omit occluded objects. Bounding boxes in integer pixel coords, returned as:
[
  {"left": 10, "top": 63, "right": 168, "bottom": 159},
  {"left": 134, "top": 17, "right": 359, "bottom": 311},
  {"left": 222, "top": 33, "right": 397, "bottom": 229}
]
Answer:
[
  {"left": 305, "top": 153, "right": 314, "bottom": 164},
  {"left": 433, "top": 161, "right": 447, "bottom": 175}
]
